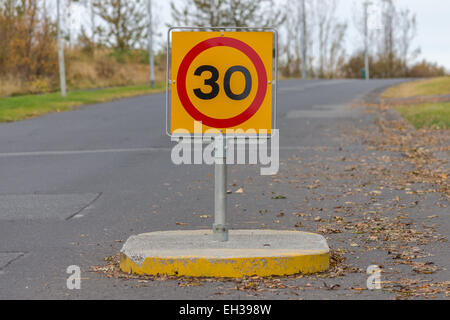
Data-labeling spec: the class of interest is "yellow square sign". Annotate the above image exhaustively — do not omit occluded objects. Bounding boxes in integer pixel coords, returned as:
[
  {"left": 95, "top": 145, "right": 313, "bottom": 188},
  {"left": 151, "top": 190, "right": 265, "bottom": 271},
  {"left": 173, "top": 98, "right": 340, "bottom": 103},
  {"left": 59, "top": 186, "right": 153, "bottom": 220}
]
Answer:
[{"left": 169, "top": 30, "right": 275, "bottom": 135}]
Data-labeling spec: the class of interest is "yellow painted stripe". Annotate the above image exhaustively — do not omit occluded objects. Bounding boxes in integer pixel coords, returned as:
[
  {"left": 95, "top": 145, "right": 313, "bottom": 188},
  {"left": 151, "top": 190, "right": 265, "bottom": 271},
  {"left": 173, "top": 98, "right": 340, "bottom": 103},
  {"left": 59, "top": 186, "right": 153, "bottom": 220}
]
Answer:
[{"left": 120, "top": 251, "right": 329, "bottom": 277}]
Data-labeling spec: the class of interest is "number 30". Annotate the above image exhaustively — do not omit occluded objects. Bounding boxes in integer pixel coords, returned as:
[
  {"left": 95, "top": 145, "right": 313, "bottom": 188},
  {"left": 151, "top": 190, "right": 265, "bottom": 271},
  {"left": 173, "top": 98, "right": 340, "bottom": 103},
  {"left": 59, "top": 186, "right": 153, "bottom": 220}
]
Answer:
[{"left": 193, "top": 65, "right": 252, "bottom": 101}]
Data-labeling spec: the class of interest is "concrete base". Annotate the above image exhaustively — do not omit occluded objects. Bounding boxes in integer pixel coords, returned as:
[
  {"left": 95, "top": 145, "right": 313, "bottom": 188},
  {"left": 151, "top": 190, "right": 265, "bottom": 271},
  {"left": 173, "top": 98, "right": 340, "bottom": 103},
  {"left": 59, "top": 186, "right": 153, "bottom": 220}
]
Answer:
[{"left": 120, "top": 230, "right": 330, "bottom": 277}]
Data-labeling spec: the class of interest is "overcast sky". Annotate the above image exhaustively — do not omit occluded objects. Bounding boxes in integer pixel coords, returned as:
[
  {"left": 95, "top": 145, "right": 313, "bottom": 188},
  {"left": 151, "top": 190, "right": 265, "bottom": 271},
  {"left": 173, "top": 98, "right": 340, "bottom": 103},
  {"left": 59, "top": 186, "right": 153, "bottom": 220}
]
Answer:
[
  {"left": 70, "top": 0, "right": 450, "bottom": 71},
  {"left": 394, "top": 0, "right": 450, "bottom": 70}
]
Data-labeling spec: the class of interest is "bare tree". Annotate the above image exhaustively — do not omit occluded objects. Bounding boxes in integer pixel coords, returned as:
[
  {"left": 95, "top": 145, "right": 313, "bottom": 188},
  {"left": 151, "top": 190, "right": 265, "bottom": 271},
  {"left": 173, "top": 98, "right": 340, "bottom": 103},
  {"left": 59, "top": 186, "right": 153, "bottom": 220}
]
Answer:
[
  {"left": 351, "top": 0, "right": 380, "bottom": 79},
  {"left": 312, "top": 0, "right": 347, "bottom": 78},
  {"left": 397, "top": 7, "right": 420, "bottom": 75},
  {"left": 343, "top": 1, "right": 436, "bottom": 78},
  {"left": 279, "top": 0, "right": 314, "bottom": 78},
  {"left": 78, "top": 0, "right": 96, "bottom": 44},
  {"left": 170, "top": 0, "right": 284, "bottom": 28},
  {"left": 279, "top": 0, "right": 301, "bottom": 77},
  {"left": 171, "top": 0, "right": 230, "bottom": 27},
  {"left": 93, "top": 0, "right": 147, "bottom": 51},
  {"left": 378, "top": 0, "right": 396, "bottom": 77},
  {"left": 229, "top": 0, "right": 284, "bottom": 27},
  {"left": 373, "top": 0, "right": 419, "bottom": 77},
  {"left": 326, "top": 22, "right": 347, "bottom": 78}
]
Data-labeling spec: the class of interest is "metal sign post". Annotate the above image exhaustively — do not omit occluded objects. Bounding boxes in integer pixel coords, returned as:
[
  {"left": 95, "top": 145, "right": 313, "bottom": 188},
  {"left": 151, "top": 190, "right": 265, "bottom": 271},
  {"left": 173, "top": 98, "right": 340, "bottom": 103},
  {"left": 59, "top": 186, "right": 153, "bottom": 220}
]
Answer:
[
  {"left": 213, "top": 135, "right": 228, "bottom": 241},
  {"left": 166, "top": 28, "right": 277, "bottom": 242},
  {"left": 118, "top": 27, "right": 329, "bottom": 279}
]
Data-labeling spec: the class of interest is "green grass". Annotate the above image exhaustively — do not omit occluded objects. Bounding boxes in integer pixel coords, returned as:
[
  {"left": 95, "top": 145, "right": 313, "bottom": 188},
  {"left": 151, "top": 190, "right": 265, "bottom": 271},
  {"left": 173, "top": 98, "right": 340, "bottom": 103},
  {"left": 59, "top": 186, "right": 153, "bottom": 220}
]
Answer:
[
  {"left": 0, "top": 83, "right": 164, "bottom": 123},
  {"left": 382, "top": 77, "right": 450, "bottom": 99},
  {"left": 382, "top": 77, "right": 450, "bottom": 130},
  {"left": 395, "top": 102, "right": 450, "bottom": 130}
]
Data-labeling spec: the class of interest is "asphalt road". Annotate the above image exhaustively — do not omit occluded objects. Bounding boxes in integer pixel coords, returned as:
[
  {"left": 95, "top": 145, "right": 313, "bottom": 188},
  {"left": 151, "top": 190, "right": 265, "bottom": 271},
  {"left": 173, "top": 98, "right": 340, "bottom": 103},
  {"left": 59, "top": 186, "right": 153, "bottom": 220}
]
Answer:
[{"left": 2, "top": 78, "right": 439, "bottom": 299}]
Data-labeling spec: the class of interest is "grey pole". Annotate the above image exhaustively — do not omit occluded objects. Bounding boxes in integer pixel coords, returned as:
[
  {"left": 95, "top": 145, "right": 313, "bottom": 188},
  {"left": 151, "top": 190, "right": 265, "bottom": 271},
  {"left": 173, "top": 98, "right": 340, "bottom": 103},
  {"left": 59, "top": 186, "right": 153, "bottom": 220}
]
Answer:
[
  {"left": 57, "top": 0, "right": 67, "bottom": 97},
  {"left": 147, "top": 0, "right": 155, "bottom": 88},
  {"left": 364, "top": 1, "right": 370, "bottom": 80},
  {"left": 213, "top": 135, "right": 228, "bottom": 241},
  {"left": 90, "top": 0, "right": 95, "bottom": 44},
  {"left": 300, "top": 0, "right": 307, "bottom": 79}
]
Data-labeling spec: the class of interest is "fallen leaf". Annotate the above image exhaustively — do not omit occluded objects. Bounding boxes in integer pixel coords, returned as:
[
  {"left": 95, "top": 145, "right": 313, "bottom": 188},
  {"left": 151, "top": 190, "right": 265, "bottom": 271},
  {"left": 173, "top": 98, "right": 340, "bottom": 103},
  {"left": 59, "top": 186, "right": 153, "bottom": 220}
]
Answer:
[
  {"left": 323, "top": 282, "right": 340, "bottom": 290},
  {"left": 235, "top": 188, "right": 244, "bottom": 194}
]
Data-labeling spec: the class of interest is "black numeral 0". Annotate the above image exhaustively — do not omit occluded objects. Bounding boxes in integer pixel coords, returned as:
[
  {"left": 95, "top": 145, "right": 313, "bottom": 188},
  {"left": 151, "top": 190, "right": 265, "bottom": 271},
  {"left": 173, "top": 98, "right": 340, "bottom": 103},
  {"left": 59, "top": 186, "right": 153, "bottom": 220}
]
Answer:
[
  {"left": 223, "top": 66, "right": 252, "bottom": 100},
  {"left": 193, "top": 65, "right": 252, "bottom": 101}
]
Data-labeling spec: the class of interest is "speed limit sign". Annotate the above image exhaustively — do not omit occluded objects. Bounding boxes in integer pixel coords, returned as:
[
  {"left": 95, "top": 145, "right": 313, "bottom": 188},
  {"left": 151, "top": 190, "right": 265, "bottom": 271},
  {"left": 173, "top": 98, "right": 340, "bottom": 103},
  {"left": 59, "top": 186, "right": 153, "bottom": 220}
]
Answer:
[{"left": 167, "top": 28, "right": 277, "bottom": 135}]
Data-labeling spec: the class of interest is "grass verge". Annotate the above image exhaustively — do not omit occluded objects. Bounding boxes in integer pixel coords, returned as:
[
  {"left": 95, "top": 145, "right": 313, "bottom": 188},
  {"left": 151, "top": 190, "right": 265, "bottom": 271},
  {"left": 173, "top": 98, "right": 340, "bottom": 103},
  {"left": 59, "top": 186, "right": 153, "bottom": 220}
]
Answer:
[
  {"left": 382, "top": 77, "right": 450, "bottom": 98},
  {"left": 0, "top": 84, "right": 164, "bottom": 123},
  {"left": 382, "top": 77, "right": 450, "bottom": 130},
  {"left": 395, "top": 102, "right": 450, "bottom": 130}
]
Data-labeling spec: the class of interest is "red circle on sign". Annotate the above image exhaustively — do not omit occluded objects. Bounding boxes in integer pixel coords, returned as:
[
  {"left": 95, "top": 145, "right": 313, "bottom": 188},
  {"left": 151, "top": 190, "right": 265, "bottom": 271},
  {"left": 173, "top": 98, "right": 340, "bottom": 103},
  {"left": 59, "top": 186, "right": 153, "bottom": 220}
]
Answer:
[{"left": 177, "top": 37, "right": 268, "bottom": 128}]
